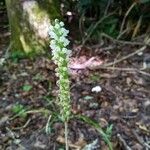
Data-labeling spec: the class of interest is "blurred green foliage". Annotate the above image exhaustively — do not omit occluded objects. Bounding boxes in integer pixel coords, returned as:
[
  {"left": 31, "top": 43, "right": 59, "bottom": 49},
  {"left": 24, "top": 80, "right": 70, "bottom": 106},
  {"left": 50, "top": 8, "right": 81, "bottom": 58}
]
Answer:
[
  {"left": 9, "top": 50, "right": 27, "bottom": 62},
  {"left": 22, "top": 84, "right": 32, "bottom": 92},
  {"left": 1, "top": 0, "right": 150, "bottom": 46},
  {"left": 77, "top": 0, "right": 119, "bottom": 41},
  {"left": 70, "top": 0, "right": 150, "bottom": 43},
  {"left": 12, "top": 103, "right": 27, "bottom": 118},
  {"left": 0, "top": 0, "right": 5, "bottom": 6}
]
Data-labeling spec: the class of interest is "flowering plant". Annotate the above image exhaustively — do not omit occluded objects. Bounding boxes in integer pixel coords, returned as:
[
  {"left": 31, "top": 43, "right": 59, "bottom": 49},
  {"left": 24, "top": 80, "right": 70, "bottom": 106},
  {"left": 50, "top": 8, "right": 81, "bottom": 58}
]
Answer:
[
  {"left": 49, "top": 19, "right": 71, "bottom": 122},
  {"left": 49, "top": 19, "right": 114, "bottom": 150}
]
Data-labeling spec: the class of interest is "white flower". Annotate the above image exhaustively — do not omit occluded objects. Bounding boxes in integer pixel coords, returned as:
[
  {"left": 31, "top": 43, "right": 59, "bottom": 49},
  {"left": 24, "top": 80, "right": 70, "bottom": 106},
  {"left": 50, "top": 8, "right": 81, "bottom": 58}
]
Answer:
[
  {"left": 55, "top": 46, "right": 61, "bottom": 52},
  {"left": 59, "top": 36, "right": 66, "bottom": 42},
  {"left": 50, "top": 44, "right": 55, "bottom": 50},
  {"left": 62, "top": 67, "right": 67, "bottom": 72},
  {"left": 60, "top": 21, "right": 64, "bottom": 27},
  {"left": 63, "top": 39, "right": 70, "bottom": 46},
  {"left": 50, "top": 39, "right": 56, "bottom": 45},
  {"left": 49, "top": 32, "right": 57, "bottom": 39},
  {"left": 91, "top": 86, "right": 102, "bottom": 93},
  {"left": 60, "top": 28, "right": 69, "bottom": 37},
  {"left": 54, "top": 23, "right": 60, "bottom": 29},
  {"left": 62, "top": 48, "right": 67, "bottom": 53}
]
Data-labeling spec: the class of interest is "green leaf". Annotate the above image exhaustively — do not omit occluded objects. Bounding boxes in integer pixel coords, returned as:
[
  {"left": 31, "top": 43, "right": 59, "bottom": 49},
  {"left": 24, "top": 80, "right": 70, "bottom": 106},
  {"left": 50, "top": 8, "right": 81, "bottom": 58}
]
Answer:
[
  {"left": 76, "top": 115, "right": 113, "bottom": 150},
  {"left": 10, "top": 50, "right": 26, "bottom": 62},
  {"left": 84, "top": 95, "right": 93, "bottom": 100},
  {"left": 106, "top": 124, "right": 113, "bottom": 139},
  {"left": 22, "top": 84, "right": 32, "bottom": 92},
  {"left": 12, "top": 104, "right": 27, "bottom": 118}
]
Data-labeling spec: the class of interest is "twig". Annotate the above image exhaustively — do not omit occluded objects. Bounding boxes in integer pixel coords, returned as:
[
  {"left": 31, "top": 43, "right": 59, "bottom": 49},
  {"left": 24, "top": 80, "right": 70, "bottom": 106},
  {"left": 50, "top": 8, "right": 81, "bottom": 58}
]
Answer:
[
  {"left": 104, "top": 46, "right": 146, "bottom": 67},
  {"left": 117, "top": 133, "right": 132, "bottom": 150},
  {"left": 132, "top": 34, "right": 148, "bottom": 41},
  {"left": 132, "top": 15, "right": 143, "bottom": 39},
  {"left": 79, "top": 12, "right": 85, "bottom": 42},
  {"left": 93, "top": 45, "right": 147, "bottom": 68},
  {"left": 82, "top": 12, "right": 114, "bottom": 45},
  {"left": 91, "top": 45, "right": 116, "bottom": 50},
  {"left": 95, "top": 66, "right": 137, "bottom": 71},
  {"left": 131, "top": 129, "right": 150, "bottom": 149},
  {"left": 57, "top": 135, "right": 81, "bottom": 149},
  {"left": 90, "top": 65, "right": 150, "bottom": 78},
  {"left": 26, "top": 109, "right": 50, "bottom": 114},
  {"left": 104, "top": 0, "right": 111, "bottom": 16},
  {"left": 13, "top": 119, "right": 31, "bottom": 130},
  {"left": 117, "top": 28, "right": 130, "bottom": 40},
  {"left": 45, "top": 115, "right": 51, "bottom": 134},
  {"left": 102, "top": 33, "right": 150, "bottom": 46},
  {"left": 9, "top": 108, "right": 50, "bottom": 120},
  {"left": 138, "top": 70, "right": 150, "bottom": 77},
  {"left": 119, "top": 2, "right": 137, "bottom": 36}
]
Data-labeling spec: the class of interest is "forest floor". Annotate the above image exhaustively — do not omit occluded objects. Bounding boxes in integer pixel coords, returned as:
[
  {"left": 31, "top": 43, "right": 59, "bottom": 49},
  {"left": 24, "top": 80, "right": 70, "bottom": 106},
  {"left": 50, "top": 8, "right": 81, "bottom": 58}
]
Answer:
[{"left": 0, "top": 7, "right": 150, "bottom": 150}]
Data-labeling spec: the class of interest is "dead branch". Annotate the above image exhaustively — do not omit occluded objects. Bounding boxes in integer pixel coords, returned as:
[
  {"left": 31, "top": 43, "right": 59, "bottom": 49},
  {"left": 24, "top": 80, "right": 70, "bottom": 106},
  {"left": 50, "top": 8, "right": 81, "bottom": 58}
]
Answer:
[
  {"left": 119, "top": 2, "right": 137, "bottom": 36},
  {"left": 131, "top": 129, "right": 150, "bottom": 149},
  {"left": 117, "top": 133, "right": 132, "bottom": 150},
  {"left": 102, "top": 33, "right": 150, "bottom": 46},
  {"left": 93, "top": 45, "right": 147, "bottom": 68}
]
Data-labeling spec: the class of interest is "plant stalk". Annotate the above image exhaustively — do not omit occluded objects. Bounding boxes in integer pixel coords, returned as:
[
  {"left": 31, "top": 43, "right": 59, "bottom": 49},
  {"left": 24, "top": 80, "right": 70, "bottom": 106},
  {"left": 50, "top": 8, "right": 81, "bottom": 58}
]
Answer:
[{"left": 65, "top": 121, "right": 69, "bottom": 150}]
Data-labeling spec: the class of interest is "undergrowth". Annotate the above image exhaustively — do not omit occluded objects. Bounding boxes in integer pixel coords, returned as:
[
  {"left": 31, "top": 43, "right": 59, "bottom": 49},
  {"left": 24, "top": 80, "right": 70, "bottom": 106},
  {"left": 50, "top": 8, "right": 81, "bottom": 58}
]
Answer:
[{"left": 62, "top": 0, "right": 150, "bottom": 44}]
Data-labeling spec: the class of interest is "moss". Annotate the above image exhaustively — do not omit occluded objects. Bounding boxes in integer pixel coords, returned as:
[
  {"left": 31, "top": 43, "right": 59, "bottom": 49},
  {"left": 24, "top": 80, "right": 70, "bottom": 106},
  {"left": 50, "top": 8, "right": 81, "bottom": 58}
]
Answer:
[
  {"left": 37, "top": 0, "right": 61, "bottom": 20},
  {"left": 20, "top": 34, "right": 32, "bottom": 53},
  {"left": 6, "top": 0, "right": 23, "bottom": 51},
  {"left": 31, "top": 5, "right": 46, "bottom": 21},
  {"left": 6, "top": 0, "right": 61, "bottom": 57}
]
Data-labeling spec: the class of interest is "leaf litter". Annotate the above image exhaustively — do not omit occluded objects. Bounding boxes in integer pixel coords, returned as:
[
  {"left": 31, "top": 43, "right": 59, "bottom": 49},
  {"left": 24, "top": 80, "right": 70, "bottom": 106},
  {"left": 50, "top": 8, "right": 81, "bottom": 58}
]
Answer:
[{"left": 0, "top": 19, "right": 150, "bottom": 150}]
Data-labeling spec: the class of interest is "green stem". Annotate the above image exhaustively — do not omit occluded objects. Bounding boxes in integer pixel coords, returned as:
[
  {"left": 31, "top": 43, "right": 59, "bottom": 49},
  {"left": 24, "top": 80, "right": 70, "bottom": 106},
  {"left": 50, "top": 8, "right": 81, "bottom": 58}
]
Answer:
[
  {"left": 76, "top": 115, "right": 113, "bottom": 150},
  {"left": 65, "top": 121, "right": 69, "bottom": 150}
]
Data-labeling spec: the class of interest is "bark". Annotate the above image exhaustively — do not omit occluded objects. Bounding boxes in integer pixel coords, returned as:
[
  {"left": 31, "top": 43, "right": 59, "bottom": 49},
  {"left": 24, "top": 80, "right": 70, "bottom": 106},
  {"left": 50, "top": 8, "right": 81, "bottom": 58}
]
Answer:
[{"left": 5, "top": 0, "right": 61, "bottom": 55}]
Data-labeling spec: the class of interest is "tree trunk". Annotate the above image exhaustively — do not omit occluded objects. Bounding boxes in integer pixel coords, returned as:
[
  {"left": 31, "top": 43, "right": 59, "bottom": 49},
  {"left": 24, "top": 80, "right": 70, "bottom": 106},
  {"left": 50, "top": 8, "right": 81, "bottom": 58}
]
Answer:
[{"left": 5, "top": 0, "right": 61, "bottom": 55}]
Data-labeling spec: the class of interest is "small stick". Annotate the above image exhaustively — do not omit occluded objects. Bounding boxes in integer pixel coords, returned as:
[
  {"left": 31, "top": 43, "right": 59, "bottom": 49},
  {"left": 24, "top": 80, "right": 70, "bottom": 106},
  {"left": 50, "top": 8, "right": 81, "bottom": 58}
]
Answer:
[
  {"left": 132, "top": 129, "right": 150, "bottom": 149},
  {"left": 102, "top": 33, "right": 150, "bottom": 46},
  {"left": 92, "top": 45, "right": 147, "bottom": 68},
  {"left": 90, "top": 66, "right": 150, "bottom": 78},
  {"left": 45, "top": 115, "right": 51, "bottom": 134},
  {"left": 91, "top": 45, "right": 116, "bottom": 50},
  {"left": 13, "top": 119, "right": 31, "bottom": 130},
  {"left": 82, "top": 12, "right": 114, "bottom": 45},
  {"left": 117, "top": 133, "right": 132, "bottom": 150},
  {"left": 119, "top": 2, "right": 137, "bottom": 36},
  {"left": 104, "top": 0, "right": 111, "bottom": 16}
]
